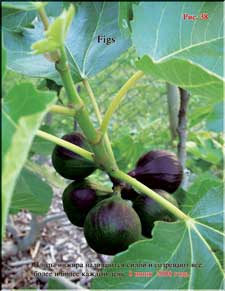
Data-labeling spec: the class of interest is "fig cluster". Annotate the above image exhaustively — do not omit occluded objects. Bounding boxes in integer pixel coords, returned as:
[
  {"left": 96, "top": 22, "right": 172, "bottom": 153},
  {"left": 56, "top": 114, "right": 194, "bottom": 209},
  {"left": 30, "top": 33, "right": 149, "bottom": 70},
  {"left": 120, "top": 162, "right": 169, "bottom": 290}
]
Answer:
[
  {"left": 112, "top": 150, "right": 183, "bottom": 238},
  {"left": 52, "top": 137, "right": 182, "bottom": 254},
  {"left": 62, "top": 180, "right": 141, "bottom": 255}
]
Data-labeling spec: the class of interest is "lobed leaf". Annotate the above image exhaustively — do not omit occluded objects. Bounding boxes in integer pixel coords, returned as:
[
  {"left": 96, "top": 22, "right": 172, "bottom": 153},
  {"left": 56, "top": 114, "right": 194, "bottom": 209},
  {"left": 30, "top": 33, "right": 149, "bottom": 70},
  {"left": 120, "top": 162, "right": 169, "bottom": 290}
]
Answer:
[
  {"left": 92, "top": 184, "right": 224, "bottom": 289},
  {"left": 131, "top": 2, "right": 224, "bottom": 99},
  {"left": 3, "top": 2, "right": 131, "bottom": 83},
  {"left": 2, "top": 2, "right": 63, "bottom": 32}
]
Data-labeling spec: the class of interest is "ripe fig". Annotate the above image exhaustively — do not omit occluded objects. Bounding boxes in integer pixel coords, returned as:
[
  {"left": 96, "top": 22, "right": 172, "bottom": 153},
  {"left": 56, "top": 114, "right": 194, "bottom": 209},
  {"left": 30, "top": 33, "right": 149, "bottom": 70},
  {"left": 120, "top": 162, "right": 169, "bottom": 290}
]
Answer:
[
  {"left": 84, "top": 196, "right": 142, "bottom": 255},
  {"left": 52, "top": 132, "right": 97, "bottom": 180},
  {"left": 129, "top": 150, "right": 183, "bottom": 193},
  {"left": 121, "top": 185, "right": 139, "bottom": 201},
  {"left": 133, "top": 189, "right": 178, "bottom": 238},
  {"left": 62, "top": 180, "right": 112, "bottom": 227}
]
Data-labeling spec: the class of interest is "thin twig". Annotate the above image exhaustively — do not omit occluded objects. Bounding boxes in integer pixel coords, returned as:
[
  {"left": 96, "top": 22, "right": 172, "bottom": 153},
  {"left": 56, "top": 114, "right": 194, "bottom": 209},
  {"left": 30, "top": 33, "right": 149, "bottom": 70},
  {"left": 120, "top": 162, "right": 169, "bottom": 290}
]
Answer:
[
  {"left": 6, "top": 216, "right": 20, "bottom": 239},
  {"left": 9, "top": 259, "right": 33, "bottom": 267},
  {"left": 177, "top": 88, "right": 190, "bottom": 169},
  {"left": 3, "top": 213, "right": 66, "bottom": 258},
  {"left": 166, "top": 83, "right": 180, "bottom": 140},
  {"left": 40, "top": 213, "right": 66, "bottom": 227},
  {"left": 17, "top": 214, "right": 41, "bottom": 250}
]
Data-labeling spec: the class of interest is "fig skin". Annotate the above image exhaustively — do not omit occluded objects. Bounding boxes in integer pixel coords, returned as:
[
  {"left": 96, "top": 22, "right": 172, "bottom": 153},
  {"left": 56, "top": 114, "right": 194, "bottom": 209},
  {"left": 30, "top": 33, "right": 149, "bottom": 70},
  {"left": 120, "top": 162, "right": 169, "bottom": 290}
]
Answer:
[
  {"left": 52, "top": 132, "right": 97, "bottom": 180},
  {"left": 133, "top": 189, "right": 178, "bottom": 238},
  {"left": 84, "top": 196, "right": 142, "bottom": 255},
  {"left": 62, "top": 180, "right": 112, "bottom": 227},
  {"left": 130, "top": 150, "right": 183, "bottom": 193},
  {"left": 121, "top": 185, "right": 139, "bottom": 201},
  {"left": 109, "top": 177, "right": 138, "bottom": 201}
]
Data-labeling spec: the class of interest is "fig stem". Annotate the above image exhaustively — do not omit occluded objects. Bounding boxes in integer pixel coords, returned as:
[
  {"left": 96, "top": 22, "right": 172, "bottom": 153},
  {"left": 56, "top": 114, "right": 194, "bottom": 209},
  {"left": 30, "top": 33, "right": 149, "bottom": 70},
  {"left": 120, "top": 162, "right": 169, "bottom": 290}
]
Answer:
[
  {"left": 36, "top": 130, "right": 94, "bottom": 162},
  {"left": 99, "top": 70, "right": 144, "bottom": 137},
  {"left": 82, "top": 79, "right": 117, "bottom": 166},
  {"left": 54, "top": 46, "right": 118, "bottom": 170},
  {"left": 82, "top": 79, "right": 102, "bottom": 125},
  {"left": 112, "top": 170, "right": 190, "bottom": 221},
  {"left": 49, "top": 105, "right": 76, "bottom": 116},
  {"left": 38, "top": 5, "right": 49, "bottom": 31},
  {"left": 37, "top": 6, "right": 119, "bottom": 172}
]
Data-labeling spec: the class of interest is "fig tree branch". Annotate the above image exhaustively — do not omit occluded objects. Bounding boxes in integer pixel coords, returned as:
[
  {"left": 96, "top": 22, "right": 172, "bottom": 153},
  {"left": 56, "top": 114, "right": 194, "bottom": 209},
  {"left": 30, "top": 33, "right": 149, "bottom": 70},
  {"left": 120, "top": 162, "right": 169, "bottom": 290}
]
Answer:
[
  {"left": 112, "top": 170, "right": 190, "bottom": 221},
  {"left": 49, "top": 104, "right": 76, "bottom": 116},
  {"left": 55, "top": 46, "right": 118, "bottom": 170},
  {"left": 3, "top": 214, "right": 66, "bottom": 258},
  {"left": 177, "top": 88, "right": 190, "bottom": 168},
  {"left": 38, "top": 5, "right": 49, "bottom": 30},
  {"left": 36, "top": 130, "right": 94, "bottom": 162},
  {"left": 36, "top": 6, "right": 190, "bottom": 221},
  {"left": 99, "top": 70, "right": 144, "bottom": 137},
  {"left": 82, "top": 79, "right": 117, "bottom": 165},
  {"left": 166, "top": 83, "right": 180, "bottom": 140},
  {"left": 37, "top": 6, "right": 118, "bottom": 172}
]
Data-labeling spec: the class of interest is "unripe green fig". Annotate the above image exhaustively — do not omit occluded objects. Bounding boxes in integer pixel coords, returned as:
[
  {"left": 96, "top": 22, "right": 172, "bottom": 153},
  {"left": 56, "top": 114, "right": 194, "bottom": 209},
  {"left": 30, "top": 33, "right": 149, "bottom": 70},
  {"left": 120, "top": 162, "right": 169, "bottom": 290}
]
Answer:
[
  {"left": 52, "top": 132, "right": 97, "bottom": 180},
  {"left": 62, "top": 180, "right": 112, "bottom": 227},
  {"left": 133, "top": 189, "right": 178, "bottom": 238},
  {"left": 84, "top": 196, "right": 142, "bottom": 255}
]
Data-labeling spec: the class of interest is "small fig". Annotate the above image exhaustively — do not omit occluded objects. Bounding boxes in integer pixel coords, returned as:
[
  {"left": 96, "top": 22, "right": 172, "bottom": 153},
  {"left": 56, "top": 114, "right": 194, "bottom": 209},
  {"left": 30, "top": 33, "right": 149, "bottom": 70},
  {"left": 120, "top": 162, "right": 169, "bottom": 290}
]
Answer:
[
  {"left": 84, "top": 196, "right": 142, "bottom": 255},
  {"left": 133, "top": 189, "right": 178, "bottom": 237},
  {"left": 62, "top": 180, "right": 112, "bottom": 227},
  {"left": 129, "top": 150, "right": 183, "bottom": 193},
  {"left": 52, "top": 132, "right": 97, "bottom": 180}
]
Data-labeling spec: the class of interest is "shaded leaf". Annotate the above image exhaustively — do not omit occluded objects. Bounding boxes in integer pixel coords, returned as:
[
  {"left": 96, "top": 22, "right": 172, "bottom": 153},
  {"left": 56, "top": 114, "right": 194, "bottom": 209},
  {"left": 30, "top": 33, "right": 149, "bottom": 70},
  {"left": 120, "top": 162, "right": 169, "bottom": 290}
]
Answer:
[
  {"left": 181, "top": 173, "right": 221, "bottom": 213},
  {"left": 2, "top": 2, "right": 45, "bottom": 10},
  {"left": 206, "top": 102, "right": 223, "bottom": 132},
  {"left": 2, "top": 43, "right": 7, "bottom": 79},
  {"left": 25, "top": 160, "right": 66, "bottom": 189},
  {"left": 2, "top": 2, "right": 63, "bottom": 32},
  {"left": 186, "top": 136, "right": 222, "bottom": 165},
  {"left": 2, "top": 82, "right": 56, "bottom": 237},
  {"left": 47, "top": 277, "right": 78, "bottom": 289},
  {"left": 10, "top": 168, "right": 53, "bottom": 215}
]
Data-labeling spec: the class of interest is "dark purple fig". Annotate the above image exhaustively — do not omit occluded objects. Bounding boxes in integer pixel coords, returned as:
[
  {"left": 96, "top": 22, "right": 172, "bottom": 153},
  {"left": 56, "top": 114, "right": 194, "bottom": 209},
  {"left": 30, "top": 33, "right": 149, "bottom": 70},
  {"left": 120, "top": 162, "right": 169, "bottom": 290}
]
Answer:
[
  {"left": 84, "top": 196, "right": 142, "bottom": 255},
  {"left": 52, "top": 132, "right": 97, "bottom": 180},
  {"left": 121, "top": 184, "right": 139, "bottom": 201},
  {"left": 130, "top": 150, "right": 183, "bottom": 193},
  {"left": 133, "top": 189, "right": 178, "bottom": 237},
  {"left": 62, "top": 180, "right": 112, "bottom": 227}
]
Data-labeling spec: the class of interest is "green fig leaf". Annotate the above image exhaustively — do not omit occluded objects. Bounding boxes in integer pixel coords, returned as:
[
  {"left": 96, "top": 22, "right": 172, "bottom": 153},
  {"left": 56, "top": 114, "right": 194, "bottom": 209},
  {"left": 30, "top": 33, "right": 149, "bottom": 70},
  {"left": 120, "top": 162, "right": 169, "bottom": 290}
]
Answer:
[
  {"left": 2, "top": 83, "right": 56, "bottom": 237},
  {"left": 2, "top": 43, "right": 7, "bottom": 79},
  {"left": 32, "top": 5, "right": 75, "bottom": 54},
  {"left": 2, "top": 2, "right": 47, "bottom": 11},
  {"left": 2, "top": 2, "right": 63, "bottom": 32},
  {"left": 92, "top": 185, "right": 224, "bottom": 289},
  {"left": 9, "top": 168, "right": 53, "bottom": 215},
  {"left": 206, "top": 102, "right": 223, "bottom": 132},
  {"left": 131, "top": 2, "right": 224, "bottom": 99},
  {"left": 3, "top": 2, "right": 131, "bottom": 83}
]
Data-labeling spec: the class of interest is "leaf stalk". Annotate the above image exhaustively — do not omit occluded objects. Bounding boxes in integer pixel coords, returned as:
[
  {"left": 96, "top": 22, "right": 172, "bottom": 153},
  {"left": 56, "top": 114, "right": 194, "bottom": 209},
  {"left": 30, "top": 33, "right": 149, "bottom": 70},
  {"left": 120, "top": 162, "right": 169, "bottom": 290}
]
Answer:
[
  {"left": 36, "top": 130, "right": 94, "bottom": 162},
  {"left": 99, "top": 70, "right": 144, "bottom": 136}
]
